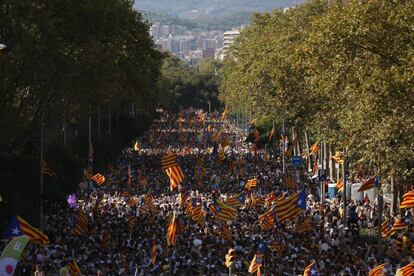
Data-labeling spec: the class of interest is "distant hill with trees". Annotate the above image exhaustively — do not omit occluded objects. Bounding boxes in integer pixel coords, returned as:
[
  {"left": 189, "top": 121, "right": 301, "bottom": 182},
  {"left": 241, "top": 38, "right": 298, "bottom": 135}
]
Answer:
[
  {"left": 135, "top": 0, "right": 302, "bottom": 17},
  {"left": 143, "top": 11, "right": 253, "bottom": 31}
]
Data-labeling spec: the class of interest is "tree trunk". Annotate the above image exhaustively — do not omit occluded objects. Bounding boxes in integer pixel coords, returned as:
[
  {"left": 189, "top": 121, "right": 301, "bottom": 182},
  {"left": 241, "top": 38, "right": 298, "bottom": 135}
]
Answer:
[
  {"left": 116, "top": 104, "right": 120, "bottom": 127},
  {"left": 323, "top": 142, "right": 328, "bottom": 172},
  {"left": 304, "top": 131, "right": 311, "bottom": 172},
  {"left": 108, "top": 106, "right": 112, "bottom": 134},
  {"left": 291, "top": 127, "right": 296, "bottom": 156},
  {"left": 391, "top": 175, "right": 398, "bottom": 215},
  {"left": 329, "top": 144, "right": 334, "bottom": 181},
  {"left": 98, "top": 105, "right": 101, "bottom": 139}
]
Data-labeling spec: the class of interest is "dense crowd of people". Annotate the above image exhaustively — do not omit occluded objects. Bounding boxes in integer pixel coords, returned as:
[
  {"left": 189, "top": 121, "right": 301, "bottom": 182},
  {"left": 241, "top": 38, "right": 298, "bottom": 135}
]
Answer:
[{"left": 12, "top": 109, "right": 414, "bottom": 275}]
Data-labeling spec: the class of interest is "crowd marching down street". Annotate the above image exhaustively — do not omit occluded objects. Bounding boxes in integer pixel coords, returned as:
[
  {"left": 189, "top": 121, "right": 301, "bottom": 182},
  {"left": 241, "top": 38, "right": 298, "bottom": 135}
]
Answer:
[{"left": 3, "top": 109, "right": 414, "bottom": 276}]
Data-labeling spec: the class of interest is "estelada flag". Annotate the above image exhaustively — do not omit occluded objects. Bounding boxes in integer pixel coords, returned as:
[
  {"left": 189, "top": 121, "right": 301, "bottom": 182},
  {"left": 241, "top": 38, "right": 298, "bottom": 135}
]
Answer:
[
  {"left": 161, "top": 153, "right": 179, "bottom": 170},
  {"left": 248, "top": 254, "right": 261, "bottom": 274},
  {"left": 245, "top": 178, "right": 257, "bottom": 190},
  {"left": 1, "top": 215, "right": 49, "bottom": 246},
  {"left": 400, "top": 190, "right": 414, "bottom": 209},
  {"left": 358, "top": 176, "right": 379, "bottom": 192},
  {"left": 151, "top": 239, "right": 157, "bottom": 265},
  {"left": 309, "top": 143, "right": 319, "bottom": 155},
  {"left": 303, "top": 261, "right": 318, "bottom": 276},
  {"left": 68, "top": 259, "right": 81, "bottom": 276},
  {"left": 90, "top": 173, "right": 105, "bottom": 185},
  {"left": 368, "top": 263, "right": 386, "bottom": 276},
  {"left": 166, "top": 212, "right": 178, "bottom": 246}
]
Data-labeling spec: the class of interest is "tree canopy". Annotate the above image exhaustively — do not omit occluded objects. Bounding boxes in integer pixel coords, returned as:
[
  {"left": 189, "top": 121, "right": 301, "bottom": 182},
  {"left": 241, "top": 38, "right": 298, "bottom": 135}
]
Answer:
[{"left": 220, "top": 0, "right": 414, "bottom": 180}]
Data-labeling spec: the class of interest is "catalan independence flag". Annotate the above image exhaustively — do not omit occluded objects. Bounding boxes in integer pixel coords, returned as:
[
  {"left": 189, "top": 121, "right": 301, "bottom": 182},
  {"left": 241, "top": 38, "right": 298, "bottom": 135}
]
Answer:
[
  {"left": 245, "top": 178, "right": 257, "bottom": 190},
  {"left": 151, "top": 239, "right": 157, "bottom": 265},
  {"left": 358, "top": 176, "right": 379, "bottom": 192},
  {"left": 263, "top": 190, "right": 306, "bottom": 224},
  {"left": 309, "top": 143, "right": 319, "bottom": 155},
  {"left": 68, "top": 259, "right": 81, "bottom": 276},
  {"left": 210, "top": 199, "right": 238, "bottom": 222},
  {"left": 303, "top": 262, "right": 318, "bottom": 276},
  {"left": 90, "top": 173, "right": 105, "bottom": 185},
  {"left": 101, "top": 227, "right": 111, "bottom": 249},
  {"left": 226, "top": 193, "right": 246, "bottom": 208},
  {"left": 166, "top": 212, "right": 178, "bottom": 247},
  {"left": 1, "top": 215, "right": 49, "bottom": 246},
  {"left": 248, "top": 254, "right": 262, "bottom": 274},
  {"left": 161, "top": 153, "right": 185, "bottom": 191},
  {"left": 381, "top": 220, "right": 391, "bottom": 238},
  {"left": 218, "top": 224, "right": 232, "bottom": 242},
  {"left": 285, "top": 175, "right": 298, "bottom": 189},
  {"left": 336, "top": 179, "right": 344, "bottom": 191},
  {"left": 71, "top": 209, "right": 89, "bottom": 236},
  {"left": 396, "top": 261, "right": 414, "bottom": 276},
  {"left": 368, "top": 263, "right": 386, "bottom": 276},
  {"left": 296, "top": 217, "right": 313, "bottom": 233},
  {"left": 400, "top": 190, "right": 414, "bottom": 209}
]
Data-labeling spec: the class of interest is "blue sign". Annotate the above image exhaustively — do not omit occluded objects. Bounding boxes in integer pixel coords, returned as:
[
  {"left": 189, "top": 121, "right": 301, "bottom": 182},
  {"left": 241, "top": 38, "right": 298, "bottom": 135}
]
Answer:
[{"left": 291, "top": 156, "right": 302, "bottom": 166}]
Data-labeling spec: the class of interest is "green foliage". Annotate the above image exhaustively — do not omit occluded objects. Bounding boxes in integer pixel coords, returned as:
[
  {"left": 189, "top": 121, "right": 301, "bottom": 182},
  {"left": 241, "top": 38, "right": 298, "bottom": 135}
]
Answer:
[
  {"left": 0, "top": 0, "right": 164, "bottom": 224},
  {"left": 220, "top": 0, "right": 414, "bottom": 180},
  {"left": 144, "top": 11, "right": 253, "bottom": 31},
  {"left": 158, "top": 55, "right": 222, "bottom": 111}
]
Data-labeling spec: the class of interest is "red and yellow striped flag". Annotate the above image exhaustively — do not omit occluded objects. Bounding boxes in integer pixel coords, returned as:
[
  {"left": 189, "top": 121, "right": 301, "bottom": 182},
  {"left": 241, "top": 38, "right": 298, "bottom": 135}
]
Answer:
[
  {"left": 396, "top": 261, "right": 414, "bottom": 276},
  {"left": 400, "top": 190, "right": 414, "bottom": 209},
  {"left": 210, "top": 199, "right": 238, "bottom": 222},
  {"left": 310, "top": 143, "right": 319, "bottom": 155},
  {"left": 245, "top": 178, "right": 257, "bottom": 190},
  {"left": 165, "top": 166, "right": 184, "bottom": 191},
  {"left": 285, "top": 175, "right": 298, "bottom": 189},
  {"left": 381, "top": 220, "right": 391, "bottom": 238},
  {"left": 368, "top": 263, "right": 386, "bottom": 276},
  {"left": 336, "top": 179, "right": 344, "bottom": 191},
  {"left": 90, "top": 173, "right": 105, "bottom": 185},
  {"left": 72, "top": 209, "right": 89, "bottom": 236},
  {"left": 248, "top": 254, "right": 261, "bottom": 274},
  {"left": 101, "top": 227, "right": 111, "bottom": 249},
  {"left": 17, "top": 216, "right": 49, "bottom": 245},
  {"left": 68, "top": 259, "right": 81, "bottom": 276},
  {"left": 161, "top": 153, "right": 179, "bottom": 170},
  {"left": 151, "top": 239, "right": 157, "bottom": 265},
  {"left": 166, "top": 212, "right": 178, "bottom": 247},
  {"left": 296, "top": 217, "right": 313, "bottom": 233},
  {"left": 218, "top": 224, "right": 233, "bottom": 242}
]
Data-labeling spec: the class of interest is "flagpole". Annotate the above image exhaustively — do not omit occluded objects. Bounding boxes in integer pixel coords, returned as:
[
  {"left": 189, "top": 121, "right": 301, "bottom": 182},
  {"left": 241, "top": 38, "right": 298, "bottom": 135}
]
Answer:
[{"left": 40, "top": 113, "right": 44, "bottom": 231}]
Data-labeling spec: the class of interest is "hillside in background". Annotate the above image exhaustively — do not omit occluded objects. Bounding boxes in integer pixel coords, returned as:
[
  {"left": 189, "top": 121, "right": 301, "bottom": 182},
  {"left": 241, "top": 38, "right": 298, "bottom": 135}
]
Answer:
[{"left": 134, "top": 0, "right": 301, "bottom": 17}]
